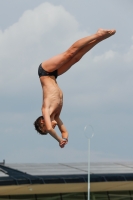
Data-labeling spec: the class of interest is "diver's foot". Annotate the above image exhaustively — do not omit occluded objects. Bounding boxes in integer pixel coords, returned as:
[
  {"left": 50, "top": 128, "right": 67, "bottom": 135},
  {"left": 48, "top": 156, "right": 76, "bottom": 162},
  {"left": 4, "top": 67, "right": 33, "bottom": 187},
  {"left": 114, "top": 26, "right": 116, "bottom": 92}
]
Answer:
[{"left": 96, "top": 28, "right": 116, "bottom": 39}]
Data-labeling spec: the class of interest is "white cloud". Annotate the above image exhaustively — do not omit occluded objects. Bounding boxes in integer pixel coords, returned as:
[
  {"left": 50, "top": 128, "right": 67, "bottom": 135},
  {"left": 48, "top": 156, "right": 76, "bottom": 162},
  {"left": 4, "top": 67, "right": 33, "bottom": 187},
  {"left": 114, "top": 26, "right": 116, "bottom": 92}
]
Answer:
[
  {"left": 0, "top": 1, "right": 132, "bottom": 111},
  {"left": 124, "top": 44, "right": 133, "bottom": 62},
  {"left": 0, "top": 2, "right": 88, "bottom": 95},
  {"left": 93, "top": 50, "right": 117, "bottom": 62}
]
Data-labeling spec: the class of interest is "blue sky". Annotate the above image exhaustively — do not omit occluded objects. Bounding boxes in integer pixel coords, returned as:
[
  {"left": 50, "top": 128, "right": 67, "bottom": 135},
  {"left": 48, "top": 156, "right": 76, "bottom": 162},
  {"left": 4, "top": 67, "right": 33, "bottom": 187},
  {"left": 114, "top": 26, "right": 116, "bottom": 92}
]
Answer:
[{"left": 0, "top": 0, "right": 133, "bottom": 163}]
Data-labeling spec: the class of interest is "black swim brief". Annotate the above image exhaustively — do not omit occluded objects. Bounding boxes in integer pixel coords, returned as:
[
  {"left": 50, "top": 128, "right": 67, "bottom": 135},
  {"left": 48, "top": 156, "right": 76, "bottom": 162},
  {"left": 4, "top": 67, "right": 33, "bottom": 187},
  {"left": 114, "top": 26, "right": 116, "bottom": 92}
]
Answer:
[{"left": 38, "top": 64, "right": 58, "bottom": 79}]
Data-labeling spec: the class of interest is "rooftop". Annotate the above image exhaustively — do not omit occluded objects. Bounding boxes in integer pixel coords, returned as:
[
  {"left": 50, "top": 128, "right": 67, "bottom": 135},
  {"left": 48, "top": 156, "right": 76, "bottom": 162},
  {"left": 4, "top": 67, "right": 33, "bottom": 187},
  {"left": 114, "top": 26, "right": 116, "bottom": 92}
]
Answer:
[{"left": 4, "top": 162, "right": 133, "bottom": 175}]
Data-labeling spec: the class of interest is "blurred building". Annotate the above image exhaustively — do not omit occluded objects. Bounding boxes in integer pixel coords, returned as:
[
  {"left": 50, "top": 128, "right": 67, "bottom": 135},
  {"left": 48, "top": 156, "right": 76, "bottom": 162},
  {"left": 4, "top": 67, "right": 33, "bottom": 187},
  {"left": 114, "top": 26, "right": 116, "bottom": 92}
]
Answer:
[{"left": 0, "top": 161, "right": 133, "bottom": 199}]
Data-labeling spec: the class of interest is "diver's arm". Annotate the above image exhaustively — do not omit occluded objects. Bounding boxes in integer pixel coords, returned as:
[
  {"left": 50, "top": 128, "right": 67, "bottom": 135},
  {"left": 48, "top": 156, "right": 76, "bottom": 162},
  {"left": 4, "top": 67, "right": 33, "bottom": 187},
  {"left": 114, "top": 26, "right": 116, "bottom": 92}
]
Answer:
[
  {"left": 42, "top": 107, "right": 66, "bottom": 148},
  {"left": 56, "top": 117, "right": 68, "bottom": 141}
]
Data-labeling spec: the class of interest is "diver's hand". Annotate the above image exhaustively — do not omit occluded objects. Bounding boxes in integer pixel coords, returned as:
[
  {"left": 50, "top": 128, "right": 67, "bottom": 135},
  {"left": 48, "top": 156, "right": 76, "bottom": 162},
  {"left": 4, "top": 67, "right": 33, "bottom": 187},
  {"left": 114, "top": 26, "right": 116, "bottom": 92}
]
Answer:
[{"left": 59, "top": 139, "right": 68, "bottom": 148}]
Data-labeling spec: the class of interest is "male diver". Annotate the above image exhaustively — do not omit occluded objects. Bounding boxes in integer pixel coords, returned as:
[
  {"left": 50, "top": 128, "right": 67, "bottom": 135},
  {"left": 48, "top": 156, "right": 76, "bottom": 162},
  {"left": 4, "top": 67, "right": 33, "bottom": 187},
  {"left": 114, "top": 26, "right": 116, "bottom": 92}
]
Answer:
[{"left": 34, "top": 29, "right": 116, "bottom": 148}]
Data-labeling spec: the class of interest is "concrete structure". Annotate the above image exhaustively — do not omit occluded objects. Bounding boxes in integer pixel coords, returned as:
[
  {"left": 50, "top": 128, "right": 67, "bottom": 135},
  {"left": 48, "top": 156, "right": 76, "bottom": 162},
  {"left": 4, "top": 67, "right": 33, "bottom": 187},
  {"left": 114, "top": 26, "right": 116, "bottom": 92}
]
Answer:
[{"left": 0, "top": 162, "right": 133, "bottom": 199}]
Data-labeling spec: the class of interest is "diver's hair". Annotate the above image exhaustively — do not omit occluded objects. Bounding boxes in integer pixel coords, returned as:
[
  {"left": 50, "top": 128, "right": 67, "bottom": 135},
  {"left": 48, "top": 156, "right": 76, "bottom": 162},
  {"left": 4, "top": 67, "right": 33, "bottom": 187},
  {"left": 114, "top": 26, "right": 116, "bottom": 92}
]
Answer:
[{"left": 34, "top": 116, "right": 46, "bottom": 135}]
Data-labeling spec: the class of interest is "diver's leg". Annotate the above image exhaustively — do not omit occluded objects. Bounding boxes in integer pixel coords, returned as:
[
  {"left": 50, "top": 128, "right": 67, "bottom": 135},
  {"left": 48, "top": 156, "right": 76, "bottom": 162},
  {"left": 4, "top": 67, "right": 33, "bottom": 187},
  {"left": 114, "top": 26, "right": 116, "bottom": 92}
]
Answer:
[
  {"left": 58, "top": 39, "right": 100, "bottom": 75},
  {"left": 42, "top": 29, "right": 116, "bottom": 72}
]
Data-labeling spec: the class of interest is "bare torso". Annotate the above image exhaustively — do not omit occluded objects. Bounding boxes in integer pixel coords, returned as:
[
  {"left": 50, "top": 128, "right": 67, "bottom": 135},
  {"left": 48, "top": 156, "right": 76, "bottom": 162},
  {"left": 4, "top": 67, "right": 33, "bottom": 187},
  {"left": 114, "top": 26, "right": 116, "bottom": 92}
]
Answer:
[{"left": 40, "top": 76, "right": 63, "bottom": 119}]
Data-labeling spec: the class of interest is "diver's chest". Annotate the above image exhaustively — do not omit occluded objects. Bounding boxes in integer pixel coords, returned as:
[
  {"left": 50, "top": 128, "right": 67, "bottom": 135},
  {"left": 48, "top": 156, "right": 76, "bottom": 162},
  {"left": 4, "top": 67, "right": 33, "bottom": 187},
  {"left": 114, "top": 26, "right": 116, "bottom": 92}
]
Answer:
[{"left": 51, "top": 86, "right": 63, "bottom": 99}]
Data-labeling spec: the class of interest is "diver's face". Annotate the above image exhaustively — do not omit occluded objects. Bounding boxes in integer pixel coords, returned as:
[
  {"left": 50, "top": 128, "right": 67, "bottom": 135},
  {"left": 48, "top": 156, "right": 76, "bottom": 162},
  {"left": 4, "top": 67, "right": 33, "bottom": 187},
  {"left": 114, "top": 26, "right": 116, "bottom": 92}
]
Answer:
[{"left": 40, "top": 118, "right": 57, "bottom": 134}]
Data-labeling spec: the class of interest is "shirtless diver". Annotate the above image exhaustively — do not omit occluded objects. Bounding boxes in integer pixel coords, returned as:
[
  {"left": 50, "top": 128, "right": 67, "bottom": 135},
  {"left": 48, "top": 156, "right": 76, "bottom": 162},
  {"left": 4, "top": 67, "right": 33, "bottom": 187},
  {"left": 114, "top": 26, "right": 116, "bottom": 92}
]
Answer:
[{"left": 34, "top": 29, "right": 116, "bottom": 148}]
